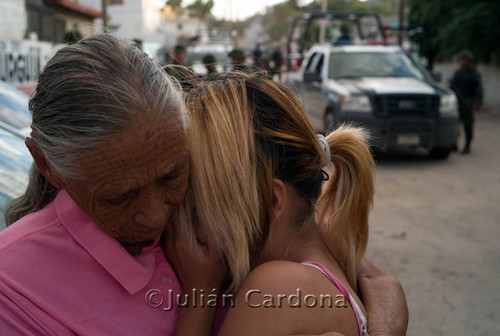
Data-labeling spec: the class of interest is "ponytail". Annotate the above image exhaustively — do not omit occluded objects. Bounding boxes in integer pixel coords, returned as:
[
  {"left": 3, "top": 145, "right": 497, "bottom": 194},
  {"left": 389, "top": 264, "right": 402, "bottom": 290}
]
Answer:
[
  {"left": 316, "top": 124, "right": 375, "bottom": 290},
  {"left": 5, "top": 164, "right": 58, "bottom": 226}
]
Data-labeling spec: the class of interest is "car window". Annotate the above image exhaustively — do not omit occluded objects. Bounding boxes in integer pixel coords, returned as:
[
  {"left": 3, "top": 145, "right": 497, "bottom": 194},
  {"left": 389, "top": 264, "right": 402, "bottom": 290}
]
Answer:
[
  {"left": 305, "top": 52, "right": 318, "bottom": 71},
  {"left": 0, "top": 127, "right": 32, "bottom": 231},
  {"left": 328, "top": 51, "right": 425, "bottom": 80},
  {"left": 0, "top": 81, "right": 32, "bottom": 130},
  {"left": 185, "top": 52, "right": 230, "bottom": 66},
  {"left": 306, "top": 52, "right": 324, "bottom": 75}
]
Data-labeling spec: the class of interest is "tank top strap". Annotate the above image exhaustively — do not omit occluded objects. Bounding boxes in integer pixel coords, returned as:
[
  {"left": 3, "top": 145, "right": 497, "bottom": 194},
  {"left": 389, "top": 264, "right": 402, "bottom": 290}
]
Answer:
[
  {"left": 301, "top": 261, "right": 351, "bottom": 298},
  {"left": 301, "top": 261, "right": 368, "bottom": 336}
]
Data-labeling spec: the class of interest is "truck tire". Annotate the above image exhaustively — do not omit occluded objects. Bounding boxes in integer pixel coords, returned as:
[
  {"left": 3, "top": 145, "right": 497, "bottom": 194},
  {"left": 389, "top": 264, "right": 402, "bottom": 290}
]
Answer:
[{"left": 429, "top": 147, "right": 451, "bottom": 159}]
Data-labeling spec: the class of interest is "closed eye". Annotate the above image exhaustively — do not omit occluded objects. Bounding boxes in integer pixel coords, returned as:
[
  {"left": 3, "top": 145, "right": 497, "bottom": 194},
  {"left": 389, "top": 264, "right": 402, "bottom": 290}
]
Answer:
[
  {"left": 105, "top": 190, "right": 136, "bottom": 205},
  {"left": 161, "top": 170, "right": 180, "bottom": 182}
]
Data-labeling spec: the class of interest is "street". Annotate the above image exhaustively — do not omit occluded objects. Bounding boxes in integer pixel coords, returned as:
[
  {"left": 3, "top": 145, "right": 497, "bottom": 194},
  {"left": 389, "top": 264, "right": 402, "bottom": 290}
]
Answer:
[{"left": 365, "top": 110, "right": 500, "bottom": 335}]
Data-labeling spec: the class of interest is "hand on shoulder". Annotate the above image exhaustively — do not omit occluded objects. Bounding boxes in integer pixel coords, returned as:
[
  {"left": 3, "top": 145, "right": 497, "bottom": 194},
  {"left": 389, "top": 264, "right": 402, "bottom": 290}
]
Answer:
[{"left": 357, "top": 258, "right": 408, "bottom": 336}]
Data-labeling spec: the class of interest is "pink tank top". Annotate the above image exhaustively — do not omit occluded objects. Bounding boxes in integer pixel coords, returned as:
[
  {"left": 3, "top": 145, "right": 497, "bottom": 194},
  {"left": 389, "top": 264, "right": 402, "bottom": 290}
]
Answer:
[{"left": 301, "top": 261, "right": 369, "bottom": 336}]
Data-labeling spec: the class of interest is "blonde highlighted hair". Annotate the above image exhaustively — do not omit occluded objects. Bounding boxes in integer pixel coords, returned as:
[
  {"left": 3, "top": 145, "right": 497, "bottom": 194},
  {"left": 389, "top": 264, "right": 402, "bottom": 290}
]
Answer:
[
  {"left": 180, "top": 77, "right": 261, "bottom": 290},
  {"left": 318, "top": 125, "right": 375, "bottom": 288},
  {"left": 182, "top": 72, "right": 374, "bottom": 290}
]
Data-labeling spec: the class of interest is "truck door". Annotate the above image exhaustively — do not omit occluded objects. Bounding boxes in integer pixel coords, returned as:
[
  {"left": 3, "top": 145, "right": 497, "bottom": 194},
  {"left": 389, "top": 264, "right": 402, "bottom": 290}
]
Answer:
[{"left": 302, "top": 52, "right": 329, "bottom": 132}]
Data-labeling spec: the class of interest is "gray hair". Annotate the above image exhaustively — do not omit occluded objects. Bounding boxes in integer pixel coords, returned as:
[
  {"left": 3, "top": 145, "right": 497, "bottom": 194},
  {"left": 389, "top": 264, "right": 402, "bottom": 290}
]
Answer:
[{"left": 5, "top": 34, "right": 187, "bottom": 225}]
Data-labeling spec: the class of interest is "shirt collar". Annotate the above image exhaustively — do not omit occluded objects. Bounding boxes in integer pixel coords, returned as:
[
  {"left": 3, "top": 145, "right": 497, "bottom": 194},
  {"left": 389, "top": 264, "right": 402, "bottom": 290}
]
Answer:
[{"left": 55, "top": 190, "right": 160, "bottom": 294}]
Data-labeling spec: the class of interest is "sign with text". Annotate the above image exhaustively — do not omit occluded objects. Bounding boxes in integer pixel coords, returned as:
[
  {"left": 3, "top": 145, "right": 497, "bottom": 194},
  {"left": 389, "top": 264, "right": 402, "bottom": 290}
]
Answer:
[{"left": 0, "top": 40, "right": 62, "bottom": 92}]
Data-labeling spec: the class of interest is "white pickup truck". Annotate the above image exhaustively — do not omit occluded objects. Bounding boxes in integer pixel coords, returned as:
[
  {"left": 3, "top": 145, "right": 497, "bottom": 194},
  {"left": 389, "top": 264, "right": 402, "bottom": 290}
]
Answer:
[{"left": 286, "top": 44, "right": 460, "bottom": 158}]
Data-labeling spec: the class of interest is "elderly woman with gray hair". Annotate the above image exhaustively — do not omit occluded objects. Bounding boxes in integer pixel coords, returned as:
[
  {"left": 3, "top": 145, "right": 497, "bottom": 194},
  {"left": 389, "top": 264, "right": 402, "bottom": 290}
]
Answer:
[{"left": 0, "top": 34, "right": 407, "bottom": 335}]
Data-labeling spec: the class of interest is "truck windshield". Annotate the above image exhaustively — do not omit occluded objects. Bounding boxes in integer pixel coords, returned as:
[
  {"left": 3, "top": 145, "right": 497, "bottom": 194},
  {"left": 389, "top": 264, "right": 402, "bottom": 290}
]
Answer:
[{"left": 328, "top": 52, "right": 425, "bottom": 80}]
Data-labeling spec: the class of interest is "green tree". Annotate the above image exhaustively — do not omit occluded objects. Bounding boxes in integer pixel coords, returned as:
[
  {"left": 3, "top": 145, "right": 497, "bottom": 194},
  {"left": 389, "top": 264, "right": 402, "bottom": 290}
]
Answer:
[
  {"left": 437, "top": 1, "right": 500, "bottom": 64},
  {"left": 303, "top": 0, "right": 369, "bottom": 12},
  {"left": 262, "top": 0, "right": 301, "bottom": 43},
  {"left": 409, "top": 0, "right": 500, "bottom": 66},
  {"left": 371, "top": 0, "right": 398, "bottom": 15},
  {"left": 166, "top": 0, "right": 183, "bottom": 11},
  {"left": 186, "top": 0, "right": 214, "bottom": 21},
  {"left": 408, "top": 0, "right": 448, "bottom": 69}
]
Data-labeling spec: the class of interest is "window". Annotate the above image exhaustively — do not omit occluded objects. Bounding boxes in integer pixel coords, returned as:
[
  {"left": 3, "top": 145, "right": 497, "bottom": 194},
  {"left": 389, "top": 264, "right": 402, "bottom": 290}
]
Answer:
[
  {"left": 54, "top": 19, "right": 66, "bottom": 44},
  {"left": 41, "top": 14, "right": 55, "bottom": 42},
  {"left": 305, "top": 52, "right": 318, "bottom": 71},
  {"left": 306, "top": 52, "right": 324, "bottom": 76},
  {"left": 328, "top": 52, "right": 425, "bottom": 80},
  {"left": 26, "top": 10, "right": 40, "bottom": 39}
]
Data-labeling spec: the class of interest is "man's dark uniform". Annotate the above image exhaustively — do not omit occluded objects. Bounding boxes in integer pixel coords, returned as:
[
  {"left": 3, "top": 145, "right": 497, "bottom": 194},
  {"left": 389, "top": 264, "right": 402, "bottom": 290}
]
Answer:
[{"left": 450, "top": 58, "right": 483, "bottom": 153}]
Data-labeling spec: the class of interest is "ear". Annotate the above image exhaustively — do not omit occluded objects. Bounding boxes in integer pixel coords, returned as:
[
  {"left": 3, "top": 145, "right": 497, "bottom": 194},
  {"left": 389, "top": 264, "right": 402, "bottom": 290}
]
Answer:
[
  {"left": 25, "top": 137, "right": 65, "bottom": 189},
  {"left": 271, "top": 178, "right": 287, "bottom": 223}
]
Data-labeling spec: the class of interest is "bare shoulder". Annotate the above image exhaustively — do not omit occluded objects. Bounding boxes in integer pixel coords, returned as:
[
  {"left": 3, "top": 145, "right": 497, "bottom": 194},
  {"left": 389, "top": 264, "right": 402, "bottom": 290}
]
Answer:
[
  {"left": 218, "top": 261, "right": 359, "bottom": 336},
  {"left": 242, "top": 260, "right": 316, "bottom": 289}
]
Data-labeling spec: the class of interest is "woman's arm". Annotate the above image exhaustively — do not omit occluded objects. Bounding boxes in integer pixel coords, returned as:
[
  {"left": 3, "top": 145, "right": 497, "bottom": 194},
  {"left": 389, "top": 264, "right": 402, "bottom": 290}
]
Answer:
[{"left": 357, "top": 258, "right": 409, "bottom": 336}]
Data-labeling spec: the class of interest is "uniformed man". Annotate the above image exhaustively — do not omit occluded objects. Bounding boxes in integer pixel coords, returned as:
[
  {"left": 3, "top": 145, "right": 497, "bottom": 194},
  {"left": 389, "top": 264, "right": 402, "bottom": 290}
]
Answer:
[
  {"left": 450, "top": 51, "right": 483, "bottom": 154},
  {"left": 228, "top": 49, "right": 254, "bottom": 74},
  {"left": 164, "top": 45, "right": 195, "bottom": 90},
  {"left": 202, "top": 53, "right": 218, "bottom": 76}
]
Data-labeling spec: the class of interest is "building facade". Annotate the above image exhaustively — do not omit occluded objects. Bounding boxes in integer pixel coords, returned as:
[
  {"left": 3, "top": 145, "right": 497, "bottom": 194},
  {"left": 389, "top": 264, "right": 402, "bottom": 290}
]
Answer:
[{"left": 0, "top": 0, "right": 102, "bottom": 92}]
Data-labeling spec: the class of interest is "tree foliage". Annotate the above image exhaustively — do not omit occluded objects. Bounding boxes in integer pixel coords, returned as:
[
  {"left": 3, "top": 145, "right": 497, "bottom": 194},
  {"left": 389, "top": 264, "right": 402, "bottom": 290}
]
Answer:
[
  {"left": 371, "top": 0, "right": 398, "bottom": 15},
  {"left": 303, "top": 0, "right": 369, "bottom": 12},
  {"left": 262, "top": 1, "right": 301, "bottom": 43},
  {"left": 166, "top": 0, "right": 183, "bottom": 11},
  {"left": 409, "top": 0, "right": 500, "bottom": 66},
  {"left": 186, "top": 0, "right": 214, "bottom": 21}
]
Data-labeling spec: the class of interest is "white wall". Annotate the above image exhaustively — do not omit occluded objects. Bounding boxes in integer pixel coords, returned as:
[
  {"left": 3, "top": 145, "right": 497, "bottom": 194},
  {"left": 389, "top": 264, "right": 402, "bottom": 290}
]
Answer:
[
  {"left": 0, "top": 0, "right": 27, "bottom": 40},
  {"left": 104, "top": 0, "right": 143, "bottom": 39},
  {"left": 95, "top": 0, "right": 166, "bottom": 44}
]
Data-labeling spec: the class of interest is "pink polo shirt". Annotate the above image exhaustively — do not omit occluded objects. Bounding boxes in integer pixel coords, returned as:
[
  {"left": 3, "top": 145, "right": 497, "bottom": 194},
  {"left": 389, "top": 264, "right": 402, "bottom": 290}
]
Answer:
[{"left": 0, "top": 190, "right": 182, "bottom": 335}]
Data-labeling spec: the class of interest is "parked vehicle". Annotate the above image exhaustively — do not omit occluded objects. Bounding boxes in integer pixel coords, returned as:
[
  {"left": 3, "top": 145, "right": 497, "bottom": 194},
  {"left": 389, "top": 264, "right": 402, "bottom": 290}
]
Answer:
[
  {"left": 0, "top": 80, "right": 31, "bottom": 136},
  {"left": 287, "top": 11, "right": 387, "bottom": 70},
  {"left": 186, "top": 43, "right": 233, "bottom": 75},
  {"left": 286, "top": 44, "right": 459, "bottom": 158},
  {"left": 0, "top": 124, "right": 32, "bottom": 231}
]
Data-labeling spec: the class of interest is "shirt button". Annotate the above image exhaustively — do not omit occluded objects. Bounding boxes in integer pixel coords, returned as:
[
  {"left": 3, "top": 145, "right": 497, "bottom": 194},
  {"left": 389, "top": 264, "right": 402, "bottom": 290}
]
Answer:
[{"left": 163, "top": 276, "right": 172, "bottom": 284}]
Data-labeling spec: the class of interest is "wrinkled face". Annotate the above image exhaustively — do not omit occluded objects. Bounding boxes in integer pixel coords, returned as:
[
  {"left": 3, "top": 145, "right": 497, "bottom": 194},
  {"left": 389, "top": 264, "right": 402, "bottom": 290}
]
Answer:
[{"left": 64, "top": 117, "right": 189, "bottom": 249}]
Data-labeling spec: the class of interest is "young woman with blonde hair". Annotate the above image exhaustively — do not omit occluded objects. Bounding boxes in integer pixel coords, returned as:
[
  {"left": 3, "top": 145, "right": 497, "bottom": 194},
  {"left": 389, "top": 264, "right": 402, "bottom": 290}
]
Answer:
[{"left": 178, "top": 72, "right": 376, "bottom": 335}]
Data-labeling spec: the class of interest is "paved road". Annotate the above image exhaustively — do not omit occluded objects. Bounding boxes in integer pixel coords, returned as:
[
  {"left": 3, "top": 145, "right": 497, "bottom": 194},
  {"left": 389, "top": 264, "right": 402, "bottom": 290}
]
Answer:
[{"left": 365, "top": 111, "right": 500, "bottom": 335}]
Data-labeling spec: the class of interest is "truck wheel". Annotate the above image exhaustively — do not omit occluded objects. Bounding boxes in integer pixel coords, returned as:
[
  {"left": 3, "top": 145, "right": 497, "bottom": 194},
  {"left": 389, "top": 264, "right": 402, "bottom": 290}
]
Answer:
[{"left": 429, "top": 148, "right": 451, "bottom": 159}]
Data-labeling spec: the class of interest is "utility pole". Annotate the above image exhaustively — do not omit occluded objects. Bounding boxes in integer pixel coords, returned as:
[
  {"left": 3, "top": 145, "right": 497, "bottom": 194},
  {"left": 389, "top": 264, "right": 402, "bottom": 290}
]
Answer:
[
  {"left": 319, "top": 0, "right": 327, "bottom": 44},
  {"left": 101, "top": 0, "right": 108, "bottom": 32},
  {"left": 398, "top": 0, "right": 405, "bottom": 46}
]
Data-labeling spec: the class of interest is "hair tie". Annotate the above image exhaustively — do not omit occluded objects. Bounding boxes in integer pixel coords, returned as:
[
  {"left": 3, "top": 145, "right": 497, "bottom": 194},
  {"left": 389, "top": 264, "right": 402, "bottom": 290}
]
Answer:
[{"left": 316, "top": 134, "right": 331, "bottom": 165}]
